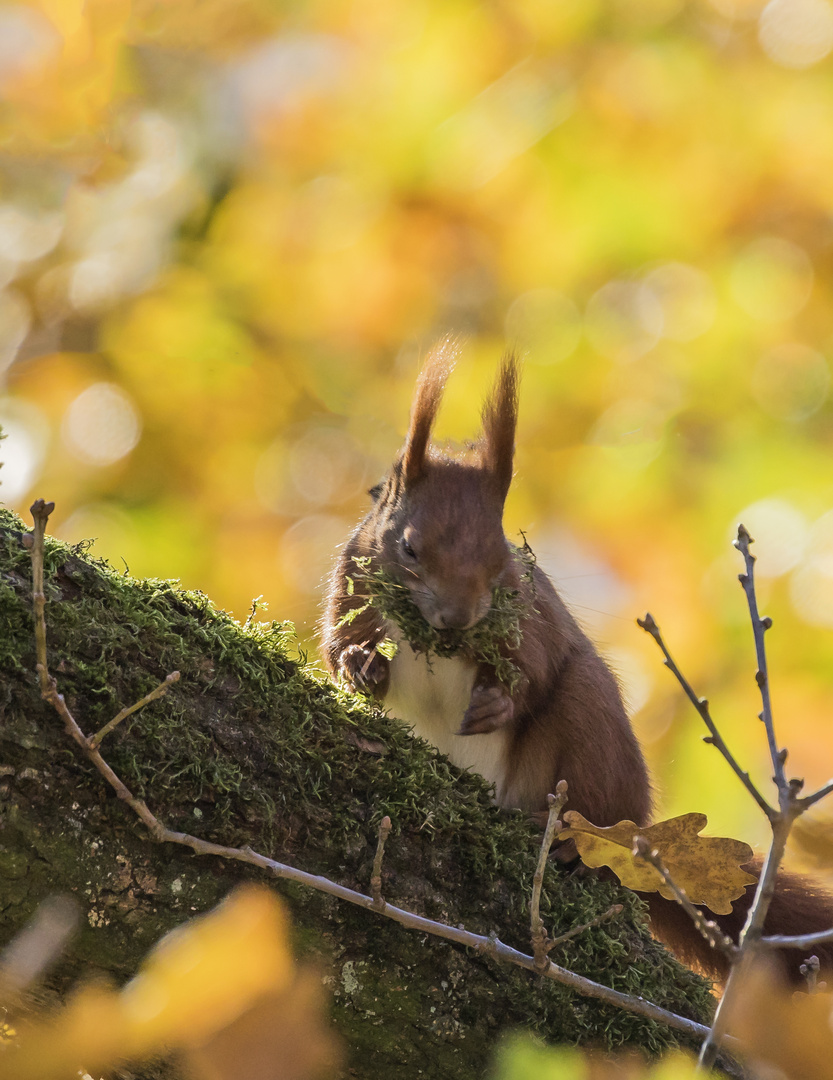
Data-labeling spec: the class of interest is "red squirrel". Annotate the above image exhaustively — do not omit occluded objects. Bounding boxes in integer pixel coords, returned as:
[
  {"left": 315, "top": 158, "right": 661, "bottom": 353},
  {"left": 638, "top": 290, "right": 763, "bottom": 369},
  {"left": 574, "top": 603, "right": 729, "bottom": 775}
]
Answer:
[{"left": 321, "top": 342, "right": 833, "bottom": 981}]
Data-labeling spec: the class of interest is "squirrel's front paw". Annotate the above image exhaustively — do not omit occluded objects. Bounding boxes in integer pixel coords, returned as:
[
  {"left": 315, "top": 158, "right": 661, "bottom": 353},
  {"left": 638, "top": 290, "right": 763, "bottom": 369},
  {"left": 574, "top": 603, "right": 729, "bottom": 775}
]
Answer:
[
  {"left": 339, "top": 644, "right": 389, "bottom": 694},
  {"left": 458, "top": 684, "right": 514, "bottom": 735}
]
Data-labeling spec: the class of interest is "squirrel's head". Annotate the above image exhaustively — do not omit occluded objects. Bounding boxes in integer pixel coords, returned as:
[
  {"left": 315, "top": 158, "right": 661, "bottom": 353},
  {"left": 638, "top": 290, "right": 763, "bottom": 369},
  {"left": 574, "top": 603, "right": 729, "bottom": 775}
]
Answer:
[{"left": 371, "top": 341, "right": 519, "bottom": 631}]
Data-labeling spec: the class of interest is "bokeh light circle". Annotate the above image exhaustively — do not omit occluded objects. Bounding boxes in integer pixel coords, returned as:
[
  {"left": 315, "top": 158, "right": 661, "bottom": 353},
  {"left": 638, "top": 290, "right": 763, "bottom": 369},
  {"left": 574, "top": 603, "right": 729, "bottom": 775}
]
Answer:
[
  {"left": 0, "top": 289, "right": 30, "bottom": 371},
  {"left": 0, "top": 4, "right": 60, "bottom": 86},
  {"left": 62, "top": 383, "right": 142, "bottom": 467},
  {"left": 759, "top": 0, "right": 833, "bottom": 68},
  {"left": 0, "top": 397, "right": 49, "bottom": 502},
  {"left": 642, "top": 262, "right": 716, "bottom": 343},
  {"left": 585, "top": 280, "right": 663, "bottom": 362}
]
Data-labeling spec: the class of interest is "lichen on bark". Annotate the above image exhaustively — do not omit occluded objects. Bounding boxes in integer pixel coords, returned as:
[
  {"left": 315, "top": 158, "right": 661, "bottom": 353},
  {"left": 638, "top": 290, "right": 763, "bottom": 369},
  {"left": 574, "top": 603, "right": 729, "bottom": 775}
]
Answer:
[{"left": 0, "top": 508, "right": 715, "bottom": 1078}]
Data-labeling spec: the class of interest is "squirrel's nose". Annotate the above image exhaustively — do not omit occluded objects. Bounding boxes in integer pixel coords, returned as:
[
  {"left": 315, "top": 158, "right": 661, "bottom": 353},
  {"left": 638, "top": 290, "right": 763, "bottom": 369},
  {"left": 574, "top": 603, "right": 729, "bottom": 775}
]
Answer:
[{"left": 439, "top": 606, "right": 479, "bottom": 631}]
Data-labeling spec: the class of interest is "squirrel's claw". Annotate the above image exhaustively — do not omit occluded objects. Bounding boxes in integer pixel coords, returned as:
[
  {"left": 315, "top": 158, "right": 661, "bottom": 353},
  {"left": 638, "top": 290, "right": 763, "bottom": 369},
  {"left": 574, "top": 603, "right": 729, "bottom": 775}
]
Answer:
[
  {"left": 458, "top": 683, "right": 514, "bottom": 735},
  {"left": 339, "top": 644, "right": 388, "bottom": 693}
]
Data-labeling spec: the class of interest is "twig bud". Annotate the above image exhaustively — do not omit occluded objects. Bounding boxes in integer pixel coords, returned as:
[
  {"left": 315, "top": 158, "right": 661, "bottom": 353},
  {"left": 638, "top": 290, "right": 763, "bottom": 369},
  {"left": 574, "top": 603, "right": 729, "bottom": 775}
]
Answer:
[
  {"left": 30, "top": 499, "right": 55, "bottom": 523},
  {"left": 801, "top": 955, "right": 820, "bottom": 993},
  {"left": 632, "top": 835, "right": 652, "bottom": 859}
]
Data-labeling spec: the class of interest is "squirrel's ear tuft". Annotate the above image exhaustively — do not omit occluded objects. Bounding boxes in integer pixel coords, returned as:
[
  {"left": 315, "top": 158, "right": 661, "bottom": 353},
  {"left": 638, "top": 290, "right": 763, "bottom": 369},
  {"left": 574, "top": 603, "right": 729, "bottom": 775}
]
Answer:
[
  {"left": 402, "top": 336, "right": 460, "bottom": 485},
  {"left": 481, "top": 353, "right": 519, "bottom": 501}
]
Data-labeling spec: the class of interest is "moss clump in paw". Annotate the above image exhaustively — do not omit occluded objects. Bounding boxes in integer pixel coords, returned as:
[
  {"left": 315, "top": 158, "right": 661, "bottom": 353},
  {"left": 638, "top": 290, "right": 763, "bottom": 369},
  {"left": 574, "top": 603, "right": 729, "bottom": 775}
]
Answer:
[{"left": 341, "top": 543, "right": 536, "bottom": 692}]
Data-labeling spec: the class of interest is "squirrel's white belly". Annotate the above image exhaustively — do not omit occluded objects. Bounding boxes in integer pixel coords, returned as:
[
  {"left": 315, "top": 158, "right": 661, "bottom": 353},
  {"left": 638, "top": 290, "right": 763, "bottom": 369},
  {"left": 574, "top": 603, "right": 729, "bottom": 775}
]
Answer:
[{"left": 384, "top": 642, "right": 509, "bottom": 798}]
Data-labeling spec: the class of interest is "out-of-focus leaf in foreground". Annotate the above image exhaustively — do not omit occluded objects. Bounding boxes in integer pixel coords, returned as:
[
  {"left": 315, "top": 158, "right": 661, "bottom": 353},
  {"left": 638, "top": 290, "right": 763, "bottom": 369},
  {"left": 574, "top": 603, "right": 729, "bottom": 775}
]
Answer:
[
  {"left": 184, "top": 971, "right": 338, "bottom": 1080},
  {"left": 492, "top": 1035, "right": 709, "bottom": 1079},
  {"left": 561, "top": 812, "right": 756, "bottom": 915},
  {"left": 725, "top": 961, "right": 833, "bottom": 1080},
  {"left": 0, "top": 885, "right": 339, "bottom": 1080}
]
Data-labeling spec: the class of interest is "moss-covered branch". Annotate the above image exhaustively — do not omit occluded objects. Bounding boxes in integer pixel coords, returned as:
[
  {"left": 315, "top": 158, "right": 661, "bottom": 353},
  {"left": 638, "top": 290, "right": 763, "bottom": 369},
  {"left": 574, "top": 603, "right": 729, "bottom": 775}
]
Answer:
[{"left": 0, "top": 508, "right": 714, "bottom": 1079}]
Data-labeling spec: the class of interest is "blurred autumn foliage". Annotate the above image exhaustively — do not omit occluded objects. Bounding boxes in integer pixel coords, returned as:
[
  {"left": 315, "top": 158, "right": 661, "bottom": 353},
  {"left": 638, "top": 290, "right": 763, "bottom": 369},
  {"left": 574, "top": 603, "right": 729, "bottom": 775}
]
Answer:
[
  {"left": 0, "top": 887, "right": 339, "bottom": 1080},
  {"left": 1, "top": 0, "right": 833, "bottom": 864}
]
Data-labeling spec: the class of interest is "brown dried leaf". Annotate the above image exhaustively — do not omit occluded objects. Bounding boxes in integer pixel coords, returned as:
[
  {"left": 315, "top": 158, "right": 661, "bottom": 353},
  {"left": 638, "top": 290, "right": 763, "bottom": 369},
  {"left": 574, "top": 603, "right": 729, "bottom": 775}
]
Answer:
[{"left": 561, "top": 812, "right": 756, "bottom": 915}]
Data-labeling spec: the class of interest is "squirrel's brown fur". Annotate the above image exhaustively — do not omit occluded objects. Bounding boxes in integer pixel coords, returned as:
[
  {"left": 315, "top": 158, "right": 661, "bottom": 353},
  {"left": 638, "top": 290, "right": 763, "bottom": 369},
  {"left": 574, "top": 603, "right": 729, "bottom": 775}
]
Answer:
[{"left": 321, "top": 343, "right": 833, "bottom": 982}]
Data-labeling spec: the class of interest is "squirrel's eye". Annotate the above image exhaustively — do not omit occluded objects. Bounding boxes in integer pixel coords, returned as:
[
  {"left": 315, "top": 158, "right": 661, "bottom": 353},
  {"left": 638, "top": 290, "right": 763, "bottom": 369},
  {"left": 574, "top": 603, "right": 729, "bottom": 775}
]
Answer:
[{"left": 401, "top": 536, "right": 417, "bottom": 560}]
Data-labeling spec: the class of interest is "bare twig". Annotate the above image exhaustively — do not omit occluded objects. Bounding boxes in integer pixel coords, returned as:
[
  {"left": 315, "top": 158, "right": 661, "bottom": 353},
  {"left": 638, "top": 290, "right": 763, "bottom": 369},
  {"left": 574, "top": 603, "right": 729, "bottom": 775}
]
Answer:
[
  {"left": 697, "top": 526, "right": 819, "bottom": 1072},
  {"left": 637, "top": 613, "right": 773, "bottom": 821},
  {"left": 637, "top": 526, "right": 833, "bottom": 1071},
  {"left": 734, "top": 525, "right": 785, "bottom": 794},
  {"left": 370, "top": 815, "right": 392, "bottom": 911},
  {"left": 632, "top": 837, "right": 738, "bottom": 961},
  {"left": 29, "top": 499, "right": 54, "bottom": 695},
  {"left": 38, "top": 669, "right": 171, "bottom": 841},
  {"left": 800, "top": 779, "right": 833, "bottom": 810},
  {"left": 26, "top": 502, "right": 716, "bottom": 1046},
  {"left": 698, "top": 793, "right": 801, "bottom": 1069},
  {"left": 88, "top": 672, "right": 181, "bottom": 749},
  {"left": 531, "top": 783, "right": 568, "bottom": 972},
  {"left": 761, "top": 927, "right": 833, "bottom": 950},
  {"left": 548, "top": 904, "right": 624, "bottom": 949}
]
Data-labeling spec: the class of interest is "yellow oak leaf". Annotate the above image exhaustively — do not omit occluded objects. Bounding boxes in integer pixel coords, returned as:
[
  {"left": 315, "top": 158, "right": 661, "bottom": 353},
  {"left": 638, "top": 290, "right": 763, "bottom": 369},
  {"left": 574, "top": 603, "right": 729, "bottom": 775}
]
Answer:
[{"left": 560, "top": 812, "right": 756, "bottom": 915}]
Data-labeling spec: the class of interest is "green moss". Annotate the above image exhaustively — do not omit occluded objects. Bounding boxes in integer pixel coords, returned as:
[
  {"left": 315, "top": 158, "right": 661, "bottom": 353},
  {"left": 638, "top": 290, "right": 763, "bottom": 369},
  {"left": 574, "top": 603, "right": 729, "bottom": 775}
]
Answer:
[{"left": 0, "top": 507, "right": 715, "bottom": 1077}]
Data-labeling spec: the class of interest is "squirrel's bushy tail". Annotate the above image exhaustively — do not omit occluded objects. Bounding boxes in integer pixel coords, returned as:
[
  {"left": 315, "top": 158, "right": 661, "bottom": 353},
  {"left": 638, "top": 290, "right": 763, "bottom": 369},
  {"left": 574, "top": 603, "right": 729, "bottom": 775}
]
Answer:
[{"left": 646, "top": 857, "right": 833, "bottom": 982}]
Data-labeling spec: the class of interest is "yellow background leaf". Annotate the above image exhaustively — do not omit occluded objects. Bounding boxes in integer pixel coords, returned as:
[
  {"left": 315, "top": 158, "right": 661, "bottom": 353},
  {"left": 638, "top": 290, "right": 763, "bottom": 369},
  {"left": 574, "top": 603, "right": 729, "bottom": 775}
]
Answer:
[{"left": 561, "top": 812, "right": 756, "bottom": 915}]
